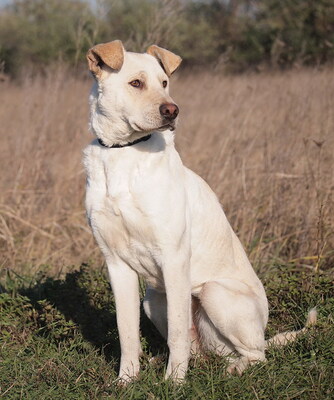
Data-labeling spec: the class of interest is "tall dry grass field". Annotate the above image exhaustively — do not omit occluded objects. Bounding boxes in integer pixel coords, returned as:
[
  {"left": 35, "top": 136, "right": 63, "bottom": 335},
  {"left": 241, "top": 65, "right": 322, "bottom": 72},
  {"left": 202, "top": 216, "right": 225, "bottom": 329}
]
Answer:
[{"left": 0, "top": 67, "right": 333, "bottom": 276}]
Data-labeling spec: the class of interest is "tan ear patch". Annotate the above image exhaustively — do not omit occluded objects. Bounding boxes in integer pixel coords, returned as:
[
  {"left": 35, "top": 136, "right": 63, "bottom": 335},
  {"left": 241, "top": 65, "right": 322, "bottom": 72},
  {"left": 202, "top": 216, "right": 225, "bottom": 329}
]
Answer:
[
  {"left": 87, "top": 40, "right": 124, "bottom": 77},
  {"left": 146, "top": 45, "right": 182, "bottom": 76}
]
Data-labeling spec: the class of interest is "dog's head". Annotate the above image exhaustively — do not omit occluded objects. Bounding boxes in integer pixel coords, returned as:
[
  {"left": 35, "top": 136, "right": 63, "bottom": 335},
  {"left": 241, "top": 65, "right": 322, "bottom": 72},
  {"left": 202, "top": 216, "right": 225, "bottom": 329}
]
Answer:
[{"left": 87, "top": 40, "right": 182, "bottom": 146}]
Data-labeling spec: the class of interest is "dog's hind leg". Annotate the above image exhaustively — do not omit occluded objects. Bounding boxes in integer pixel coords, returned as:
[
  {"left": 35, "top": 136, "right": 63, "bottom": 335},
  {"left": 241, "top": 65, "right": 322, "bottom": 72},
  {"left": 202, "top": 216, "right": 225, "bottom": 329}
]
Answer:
[
  {"left": 198, "top": 279, "right": 268, "bottom": 375},
  {"left": 144, "top": 288, "right": 201, "bottom": 355}
]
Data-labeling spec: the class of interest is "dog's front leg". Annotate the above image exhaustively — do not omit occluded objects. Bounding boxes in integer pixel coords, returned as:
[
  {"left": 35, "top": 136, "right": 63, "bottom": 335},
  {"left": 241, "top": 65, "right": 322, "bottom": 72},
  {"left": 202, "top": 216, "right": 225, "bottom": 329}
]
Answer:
[
  {"left": 107, "top": 259, "right": 141, "bottom": 384},
  {"left": 163, "top": 254, "right": 191, "bottom": 383}
]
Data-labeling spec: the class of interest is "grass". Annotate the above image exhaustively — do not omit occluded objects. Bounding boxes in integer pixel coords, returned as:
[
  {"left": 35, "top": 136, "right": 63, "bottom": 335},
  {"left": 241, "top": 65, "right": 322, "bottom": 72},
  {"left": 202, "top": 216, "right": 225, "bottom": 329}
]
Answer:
[{"left": 0, "top": 265, "right": 333, "bottom": 399}]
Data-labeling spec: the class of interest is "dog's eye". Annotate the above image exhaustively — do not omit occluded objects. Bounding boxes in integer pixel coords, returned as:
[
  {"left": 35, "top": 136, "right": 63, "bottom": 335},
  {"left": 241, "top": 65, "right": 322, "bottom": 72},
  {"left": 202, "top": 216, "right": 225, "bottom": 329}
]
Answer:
[
  {"left": 129, "top": 79, "right": 142, "bottom": 88},
  {"left": 162, "top": 80, "right": 168, "bottom": 88}
]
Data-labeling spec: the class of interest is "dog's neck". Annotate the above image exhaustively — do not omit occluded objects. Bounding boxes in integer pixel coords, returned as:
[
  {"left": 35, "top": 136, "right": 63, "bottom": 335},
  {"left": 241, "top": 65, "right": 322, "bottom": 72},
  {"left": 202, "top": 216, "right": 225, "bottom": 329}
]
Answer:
[{"left": 97, "top": 134, "right": 152, "bottom": 149}]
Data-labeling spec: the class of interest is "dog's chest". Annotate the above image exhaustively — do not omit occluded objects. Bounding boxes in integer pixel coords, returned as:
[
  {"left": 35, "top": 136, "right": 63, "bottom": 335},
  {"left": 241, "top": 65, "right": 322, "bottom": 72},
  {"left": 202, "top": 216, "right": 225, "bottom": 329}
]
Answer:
[{"left": 84, "top": 145, "right": 168, "bottom": 288}]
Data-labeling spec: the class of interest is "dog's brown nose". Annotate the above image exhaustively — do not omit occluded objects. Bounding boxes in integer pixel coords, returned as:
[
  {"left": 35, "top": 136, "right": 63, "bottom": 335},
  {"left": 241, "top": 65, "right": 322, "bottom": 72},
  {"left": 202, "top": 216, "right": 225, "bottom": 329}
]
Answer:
[{"left": 159, "top": 103, "right": 179, "bottom": 120}]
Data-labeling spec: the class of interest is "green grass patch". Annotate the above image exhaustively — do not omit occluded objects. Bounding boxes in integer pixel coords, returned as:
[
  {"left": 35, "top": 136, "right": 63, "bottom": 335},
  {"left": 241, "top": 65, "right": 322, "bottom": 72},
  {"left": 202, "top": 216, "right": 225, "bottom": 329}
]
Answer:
[{"left": 0, "top": 265, "right": 333, "bottom": 399}]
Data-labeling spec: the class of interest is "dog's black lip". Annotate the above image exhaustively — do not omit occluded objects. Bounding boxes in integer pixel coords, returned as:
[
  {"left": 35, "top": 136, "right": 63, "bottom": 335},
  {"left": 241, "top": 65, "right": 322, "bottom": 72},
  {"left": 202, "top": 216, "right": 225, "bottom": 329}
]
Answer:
[{"left": 159, "top": 123, "right": 175, "bottom": 131}]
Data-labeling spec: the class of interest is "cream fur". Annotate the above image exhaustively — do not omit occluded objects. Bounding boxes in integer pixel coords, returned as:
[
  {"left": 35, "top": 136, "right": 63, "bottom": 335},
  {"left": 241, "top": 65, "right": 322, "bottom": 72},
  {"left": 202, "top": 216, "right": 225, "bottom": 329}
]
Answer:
[{"left": 84, "top": 43, "right": 314, "bottom": 383}]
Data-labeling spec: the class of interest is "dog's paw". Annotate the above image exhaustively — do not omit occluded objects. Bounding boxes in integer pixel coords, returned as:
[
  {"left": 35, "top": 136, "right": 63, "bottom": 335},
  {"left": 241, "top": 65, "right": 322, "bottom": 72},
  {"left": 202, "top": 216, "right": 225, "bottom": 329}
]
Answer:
[
  {"left": 117, "top": 359, "right": 140, "bottom": 385},
  {"left": 164, "top": 359, "right": 188, "bottom": 384},
  {"left": 226, "top": 356, "right": 266, "bottom": 376},
  {"left": 115, "top": 371, "right": 139, "bottom": 387},
  {"left": 226, "top": 361, "right": 244, "bottom": 376}
]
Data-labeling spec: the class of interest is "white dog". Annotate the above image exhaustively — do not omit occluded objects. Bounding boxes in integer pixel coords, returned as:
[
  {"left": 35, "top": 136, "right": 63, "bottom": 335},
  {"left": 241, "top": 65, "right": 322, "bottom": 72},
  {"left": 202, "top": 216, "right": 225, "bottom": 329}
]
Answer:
[{"left": 83, "top": 40, "right": 316, "bottom": 383}]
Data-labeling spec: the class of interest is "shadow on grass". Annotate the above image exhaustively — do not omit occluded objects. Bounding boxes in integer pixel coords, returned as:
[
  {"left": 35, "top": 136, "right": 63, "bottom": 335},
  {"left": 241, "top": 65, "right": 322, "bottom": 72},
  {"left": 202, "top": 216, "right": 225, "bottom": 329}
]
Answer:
[{"left": 19, "top": 264, "right": 167, "bottom": 365}]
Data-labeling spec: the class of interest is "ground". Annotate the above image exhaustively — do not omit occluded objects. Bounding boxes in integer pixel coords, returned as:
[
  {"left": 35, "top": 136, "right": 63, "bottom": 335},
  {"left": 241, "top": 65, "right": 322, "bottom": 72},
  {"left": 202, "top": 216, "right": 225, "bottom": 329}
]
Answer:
[{"left": 1, "top": 264, "right": 333, "bottom": 400}]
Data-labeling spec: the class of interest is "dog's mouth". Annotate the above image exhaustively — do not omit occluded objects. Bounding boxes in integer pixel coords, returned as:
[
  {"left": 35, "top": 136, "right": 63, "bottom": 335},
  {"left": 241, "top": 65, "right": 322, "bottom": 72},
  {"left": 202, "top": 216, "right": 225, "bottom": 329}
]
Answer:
[
  {"left": 158, "top": 123, "right": 175, "bottom": 131},
  {"left": 131, "top": 122, "right": 175, "bottom": 133}
]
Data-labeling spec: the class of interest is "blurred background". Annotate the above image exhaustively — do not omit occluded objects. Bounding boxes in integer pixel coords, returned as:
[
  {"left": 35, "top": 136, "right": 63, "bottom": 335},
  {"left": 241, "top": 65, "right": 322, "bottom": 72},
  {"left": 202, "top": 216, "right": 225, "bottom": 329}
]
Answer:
[
  {"left": 0, "top": 0, "right": 333, "bottom": 276},
  {"left": 1, "top": 0, "right": 334, "bottom": 76}
]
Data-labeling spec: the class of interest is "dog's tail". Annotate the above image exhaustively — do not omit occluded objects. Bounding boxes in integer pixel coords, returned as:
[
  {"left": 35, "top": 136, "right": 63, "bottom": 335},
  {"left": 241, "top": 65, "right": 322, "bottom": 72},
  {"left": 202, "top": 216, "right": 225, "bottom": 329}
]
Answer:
[{"left": 265, "top": 308, "right": 317, "bottom": 349}]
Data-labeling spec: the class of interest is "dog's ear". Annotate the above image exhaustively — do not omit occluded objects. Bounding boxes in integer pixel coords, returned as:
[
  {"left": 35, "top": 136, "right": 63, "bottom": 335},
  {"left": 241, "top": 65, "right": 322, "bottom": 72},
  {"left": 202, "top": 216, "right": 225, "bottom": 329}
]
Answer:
[
  {"left": 87, "top": 40, "right": 124, "bottom": 77},
  {"left": 146, "top": 45, "right": 182, "bottom": 76}
]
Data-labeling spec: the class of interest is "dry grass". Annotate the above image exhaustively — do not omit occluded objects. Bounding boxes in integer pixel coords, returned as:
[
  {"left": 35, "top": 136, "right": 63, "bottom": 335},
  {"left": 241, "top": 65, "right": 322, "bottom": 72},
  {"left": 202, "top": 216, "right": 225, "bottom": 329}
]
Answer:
[{"left": 0, "top": 67, "right": 333, "bottom": 275}]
